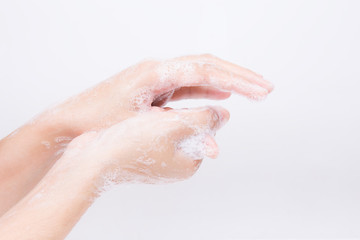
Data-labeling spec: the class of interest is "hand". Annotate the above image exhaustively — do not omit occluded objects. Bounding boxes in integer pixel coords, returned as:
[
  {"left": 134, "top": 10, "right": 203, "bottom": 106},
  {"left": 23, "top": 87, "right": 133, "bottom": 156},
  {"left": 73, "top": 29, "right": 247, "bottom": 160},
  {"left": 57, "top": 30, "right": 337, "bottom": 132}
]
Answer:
[
  {"left": 0, "top": 106, "right": 229, "bottom": 240},
  {"left": 0, "top": 55, "right": 273, "bottom": 238},
  {"left": 0, "top": 53, "right": 274, "bottom": 215},
  {"left": 59, "top": 106, "right": 229, "bottom": 186},
  {"left": 45, "top": 54, "right": 273, "bottom": 136}
]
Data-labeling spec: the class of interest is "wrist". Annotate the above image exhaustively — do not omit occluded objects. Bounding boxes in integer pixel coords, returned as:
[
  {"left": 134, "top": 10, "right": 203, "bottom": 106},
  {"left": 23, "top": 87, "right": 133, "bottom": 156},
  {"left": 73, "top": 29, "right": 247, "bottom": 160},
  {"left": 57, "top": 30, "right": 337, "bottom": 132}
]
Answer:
[
  {"left": 53, "top": 153, "right": 104, "bottom": 197},
  {"left": 27, "top": 111, "right": 79, "bottom": 152},
  {"left": 55, "top": 130, "right": 114, "bottom": 190}
]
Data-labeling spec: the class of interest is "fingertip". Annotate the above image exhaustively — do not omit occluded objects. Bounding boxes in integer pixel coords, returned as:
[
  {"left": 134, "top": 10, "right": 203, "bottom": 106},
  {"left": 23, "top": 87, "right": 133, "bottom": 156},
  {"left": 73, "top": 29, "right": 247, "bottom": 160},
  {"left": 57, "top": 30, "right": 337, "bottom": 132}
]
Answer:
[
  {"left": 217, "top": 91, "right": 232, "bottom": 100},
  {"left": 257, "top": 77, "right": 275, "bottom": 93},
  {"left": 245, "top": 86, "right": 270, "bottom": 101},
  {"left": 264, "top": 79, "right": 275, "bottom": 93}
]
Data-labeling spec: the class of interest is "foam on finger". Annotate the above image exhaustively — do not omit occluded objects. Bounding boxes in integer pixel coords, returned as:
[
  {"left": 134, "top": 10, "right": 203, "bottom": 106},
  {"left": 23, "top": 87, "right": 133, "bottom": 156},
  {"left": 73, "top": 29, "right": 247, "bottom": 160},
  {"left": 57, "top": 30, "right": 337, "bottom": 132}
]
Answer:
[{"left": 177, "top": 133, "right": 219, "bottom": 160}]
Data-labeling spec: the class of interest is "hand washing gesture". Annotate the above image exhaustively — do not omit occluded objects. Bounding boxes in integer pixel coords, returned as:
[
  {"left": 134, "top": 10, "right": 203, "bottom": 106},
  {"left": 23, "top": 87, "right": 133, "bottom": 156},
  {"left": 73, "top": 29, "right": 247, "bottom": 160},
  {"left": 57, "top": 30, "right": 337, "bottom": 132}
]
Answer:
[{"left": 0, "top": 54, "right": 273, "bottom": 240}]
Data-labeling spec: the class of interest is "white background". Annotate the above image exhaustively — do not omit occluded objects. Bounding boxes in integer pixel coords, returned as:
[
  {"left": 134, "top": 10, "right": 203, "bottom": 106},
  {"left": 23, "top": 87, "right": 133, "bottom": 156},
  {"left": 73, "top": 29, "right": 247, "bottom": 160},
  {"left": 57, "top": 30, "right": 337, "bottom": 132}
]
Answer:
[{"left": 1, "top": 0, "right": 360, "bottom": 239}]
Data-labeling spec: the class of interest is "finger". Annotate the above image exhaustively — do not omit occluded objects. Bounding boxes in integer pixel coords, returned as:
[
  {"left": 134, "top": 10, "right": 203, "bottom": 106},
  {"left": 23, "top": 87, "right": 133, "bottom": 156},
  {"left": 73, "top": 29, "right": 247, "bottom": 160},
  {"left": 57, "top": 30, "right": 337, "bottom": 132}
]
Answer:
[
  {"left": 205, "top": 55, "right": 274, "bottom": 92},
  {"left": 154, "top": 59, "right": 270, "bottom": 100},
  {"left": 176, "top": 54, "right": 274, "bottom": 92},
  {"left": 169, "top": 106, "right": 230, "bottom": 139},
  {"left": 165, "top": 107, "right": 226, "bottom": 177},
  {"left": 204, "top": 135, "right": 219, "bottom": 159},
  {"left": 186, "top": 106, "right": 230, "bottom": 132},
  {"left": 186, "top": 54, "right": 274, "bottom": 92},
  {"left": 152, "top": 86, "right": 231, "bottom": 107},
  {"left": 170, "top": 86, "right": 231, "bottom": 101}
]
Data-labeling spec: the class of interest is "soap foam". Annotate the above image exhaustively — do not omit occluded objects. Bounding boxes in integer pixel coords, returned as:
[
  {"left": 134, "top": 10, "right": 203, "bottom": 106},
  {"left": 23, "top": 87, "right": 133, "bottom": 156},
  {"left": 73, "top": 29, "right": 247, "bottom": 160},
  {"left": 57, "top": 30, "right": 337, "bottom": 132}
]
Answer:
[{"left": 177, "top": 134, "right": 207, "bottom": 160}]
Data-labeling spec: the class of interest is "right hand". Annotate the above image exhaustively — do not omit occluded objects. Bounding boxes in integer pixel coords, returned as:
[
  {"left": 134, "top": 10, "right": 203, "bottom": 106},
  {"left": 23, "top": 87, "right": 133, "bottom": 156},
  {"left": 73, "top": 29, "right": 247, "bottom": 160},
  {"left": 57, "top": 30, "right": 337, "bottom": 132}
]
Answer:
[{"left": 59, "top": 106, "right": 229, "bottom": 186}]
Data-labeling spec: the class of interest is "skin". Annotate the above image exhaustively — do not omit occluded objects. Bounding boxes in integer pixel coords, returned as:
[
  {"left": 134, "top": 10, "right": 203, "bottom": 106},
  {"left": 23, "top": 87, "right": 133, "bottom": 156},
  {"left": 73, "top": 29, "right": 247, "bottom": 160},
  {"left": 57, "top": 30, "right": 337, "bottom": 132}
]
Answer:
[
  {"left": 0, "top": 54, "right": 273, "bottom": 239},
  {"left": 0, "top": 108, "right": 228, "bottom": 239}
]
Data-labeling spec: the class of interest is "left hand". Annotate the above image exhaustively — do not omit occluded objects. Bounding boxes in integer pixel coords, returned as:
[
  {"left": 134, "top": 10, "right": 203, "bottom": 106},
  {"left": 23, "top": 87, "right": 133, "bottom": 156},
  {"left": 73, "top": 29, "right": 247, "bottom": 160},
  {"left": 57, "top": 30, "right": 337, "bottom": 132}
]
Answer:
[{"left": 40, "top": 54, "right": 273, "bottom": 137}]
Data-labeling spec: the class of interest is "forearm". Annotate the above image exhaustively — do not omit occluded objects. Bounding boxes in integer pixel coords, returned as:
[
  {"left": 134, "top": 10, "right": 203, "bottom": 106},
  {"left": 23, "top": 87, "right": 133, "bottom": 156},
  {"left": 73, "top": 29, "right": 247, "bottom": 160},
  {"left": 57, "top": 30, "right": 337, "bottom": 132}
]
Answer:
[
  {"left": 0, "top": 111, "right": 79, "bottom": 216},
  {"left": 0, "top": 154, "right": 100, "bottom": 240},
  {"left": 0, "top": 78, "right": 122, "bottom": 215}
]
